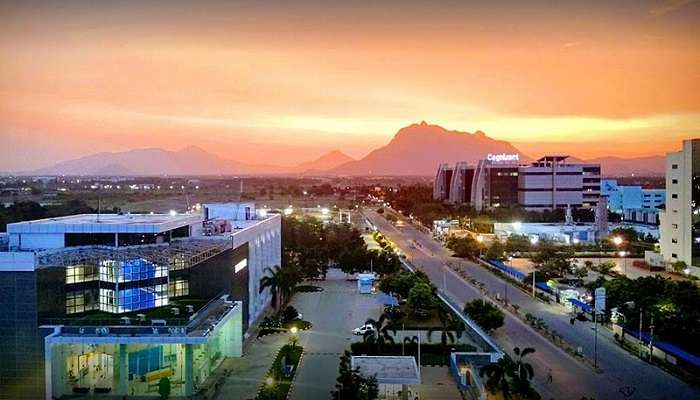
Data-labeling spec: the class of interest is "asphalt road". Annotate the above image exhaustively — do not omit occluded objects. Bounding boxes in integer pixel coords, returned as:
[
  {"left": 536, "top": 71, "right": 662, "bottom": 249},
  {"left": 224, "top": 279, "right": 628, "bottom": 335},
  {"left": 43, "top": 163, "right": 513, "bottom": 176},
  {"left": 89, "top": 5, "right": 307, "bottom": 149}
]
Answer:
[{"left": 363, "top": 209, "right": 700, "bottom": 400}]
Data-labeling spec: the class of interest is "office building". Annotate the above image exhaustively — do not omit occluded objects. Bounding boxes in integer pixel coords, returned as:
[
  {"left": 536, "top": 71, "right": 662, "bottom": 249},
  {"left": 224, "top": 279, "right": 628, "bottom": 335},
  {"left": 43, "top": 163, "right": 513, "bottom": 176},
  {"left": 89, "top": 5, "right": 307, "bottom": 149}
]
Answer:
[
  {"left": 434, "top": 155, "right": 601, "bottom": 212},
  {"left": 433, "top": 163, "right": 454, "bottom": 201},
  {"left": 0, "top": 203, "right": 281, "bottom": 399},
  {"left": 601, "top": 179, "right": 665, "bottom": 212},
  {"left": 660, "top": 139, "right": 700, "bottom": 273},
  {"left": 518, "top": 156, "right": 601, "bottom": 211}
]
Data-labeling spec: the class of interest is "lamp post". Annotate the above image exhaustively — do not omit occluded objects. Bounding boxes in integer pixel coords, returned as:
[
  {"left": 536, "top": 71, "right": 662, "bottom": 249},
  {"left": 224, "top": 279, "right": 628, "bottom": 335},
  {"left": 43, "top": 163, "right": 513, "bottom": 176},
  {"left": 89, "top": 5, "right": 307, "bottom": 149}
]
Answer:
[
  {"left": 529, "top": 236, "right": 539, "bottom": 297},
  {"left": 612, "top": 236, "right": 625, "bottom": 275},
  {"left": 476, "top": 235, "right": 484, "bottom": 259}
]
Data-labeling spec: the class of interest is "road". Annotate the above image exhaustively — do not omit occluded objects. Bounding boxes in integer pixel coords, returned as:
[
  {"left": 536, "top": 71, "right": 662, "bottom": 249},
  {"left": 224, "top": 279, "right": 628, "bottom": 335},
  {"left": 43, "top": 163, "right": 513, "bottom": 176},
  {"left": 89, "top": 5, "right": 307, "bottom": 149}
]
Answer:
[{"left": 363, "top": 209, "right": 700, "bottom": 400}]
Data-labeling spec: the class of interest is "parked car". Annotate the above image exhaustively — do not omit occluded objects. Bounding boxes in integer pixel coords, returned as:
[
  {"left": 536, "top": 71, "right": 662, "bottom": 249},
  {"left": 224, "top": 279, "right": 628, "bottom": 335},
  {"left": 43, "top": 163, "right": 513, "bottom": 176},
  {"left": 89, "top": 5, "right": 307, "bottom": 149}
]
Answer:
[{"left": 353, "top": 323, "right": 376, "bottom": 336}]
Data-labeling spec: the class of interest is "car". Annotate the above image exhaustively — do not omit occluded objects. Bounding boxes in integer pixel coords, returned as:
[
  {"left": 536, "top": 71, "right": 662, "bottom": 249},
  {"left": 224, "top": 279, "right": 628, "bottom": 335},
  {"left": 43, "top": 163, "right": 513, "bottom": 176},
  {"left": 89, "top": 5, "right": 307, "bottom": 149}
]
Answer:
[{"left": 353, "top": 323, "right": 376, "bottom": 336}]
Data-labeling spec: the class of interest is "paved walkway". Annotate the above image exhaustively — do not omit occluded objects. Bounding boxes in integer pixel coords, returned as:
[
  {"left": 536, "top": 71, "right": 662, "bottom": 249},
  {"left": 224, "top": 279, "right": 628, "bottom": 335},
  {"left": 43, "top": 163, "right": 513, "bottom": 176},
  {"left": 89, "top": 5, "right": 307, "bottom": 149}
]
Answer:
[
  {"left": 214, "top": 331, "right": 289, "bottom": 400},
  {"left": 418, "top": 367, "right": 463, "bottom": 400}
]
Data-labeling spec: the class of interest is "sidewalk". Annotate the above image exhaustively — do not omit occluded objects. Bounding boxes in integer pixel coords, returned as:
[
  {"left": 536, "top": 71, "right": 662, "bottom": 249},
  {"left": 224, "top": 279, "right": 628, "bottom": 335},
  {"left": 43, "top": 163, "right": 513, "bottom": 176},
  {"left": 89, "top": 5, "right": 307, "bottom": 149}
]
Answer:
[{"left": 213, "top": 331, "right": 289, "bottom": 400}]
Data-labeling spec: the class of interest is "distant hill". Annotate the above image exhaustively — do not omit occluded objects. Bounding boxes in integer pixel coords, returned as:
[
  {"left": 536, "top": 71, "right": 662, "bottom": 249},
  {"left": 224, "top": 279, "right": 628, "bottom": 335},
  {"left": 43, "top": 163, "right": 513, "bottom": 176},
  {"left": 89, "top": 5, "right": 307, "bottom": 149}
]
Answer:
[
  {"left": 585, "top": 155, "right": 665, "bottom": 177},
  {"left": 28, "top": 146, "right": 278, "bottom": 176},
  {"left": 329, "top": 121, "right": 528, "bottom": 176},
  {"left": 293, "top": 150, "right": 354, "bottom": 173}
]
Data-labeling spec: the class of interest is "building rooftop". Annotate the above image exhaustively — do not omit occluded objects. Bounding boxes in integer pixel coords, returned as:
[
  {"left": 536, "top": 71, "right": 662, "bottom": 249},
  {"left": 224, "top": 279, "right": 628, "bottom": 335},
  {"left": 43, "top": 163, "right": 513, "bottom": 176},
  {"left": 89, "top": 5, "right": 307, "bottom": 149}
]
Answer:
[
  {"left": 44, "top": 296, "right": 240, "bottom": 343},
  {"left": 351, "top": 356, "right": 421, "bottom": 385},
  {"left": 7, "top": 213, "right": 203, "bottom": 234}
]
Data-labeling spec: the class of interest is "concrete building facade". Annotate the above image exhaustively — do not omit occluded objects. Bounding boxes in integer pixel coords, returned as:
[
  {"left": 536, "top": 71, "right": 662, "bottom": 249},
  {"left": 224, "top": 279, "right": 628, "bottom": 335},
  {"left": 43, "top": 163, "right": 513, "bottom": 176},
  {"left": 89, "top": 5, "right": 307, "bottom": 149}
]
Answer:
[
  {"left": 434, "top": 156, "right": 601, "bottom": 212},
  {"left": 660, "top": 139, "right": 700, "bottom": 273}
]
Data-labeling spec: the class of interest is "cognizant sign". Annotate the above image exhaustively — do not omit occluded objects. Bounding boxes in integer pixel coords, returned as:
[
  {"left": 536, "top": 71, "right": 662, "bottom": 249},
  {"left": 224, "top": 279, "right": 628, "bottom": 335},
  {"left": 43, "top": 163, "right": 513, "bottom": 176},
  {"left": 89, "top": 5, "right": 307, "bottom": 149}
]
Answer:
[{"left": 486, "top": 153, "right": 520, "bottom": 163}]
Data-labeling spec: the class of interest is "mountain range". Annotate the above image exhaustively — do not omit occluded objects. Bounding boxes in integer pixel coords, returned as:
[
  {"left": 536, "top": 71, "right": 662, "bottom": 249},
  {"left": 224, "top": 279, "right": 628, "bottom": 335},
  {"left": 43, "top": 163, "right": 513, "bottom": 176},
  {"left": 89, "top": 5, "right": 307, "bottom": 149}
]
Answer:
[{"left": 24, "top": 122, "right": 665, "bottom": 177}]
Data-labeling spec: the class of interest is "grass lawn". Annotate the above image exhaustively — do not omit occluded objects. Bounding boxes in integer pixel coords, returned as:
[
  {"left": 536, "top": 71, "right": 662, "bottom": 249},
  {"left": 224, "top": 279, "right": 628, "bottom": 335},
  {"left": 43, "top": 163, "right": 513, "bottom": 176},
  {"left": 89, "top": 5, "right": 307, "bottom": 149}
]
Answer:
[
  {"left": 256, "top": 344, "right": 304, "bottom": 400},
  {"left": 387, "top": 304, "right": 455, "bottom": 330}
]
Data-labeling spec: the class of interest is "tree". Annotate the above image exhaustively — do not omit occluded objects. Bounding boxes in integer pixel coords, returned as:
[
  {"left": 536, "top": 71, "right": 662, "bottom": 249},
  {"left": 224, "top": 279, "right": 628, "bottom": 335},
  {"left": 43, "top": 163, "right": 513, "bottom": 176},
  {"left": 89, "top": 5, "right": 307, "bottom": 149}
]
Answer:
[
  {"left": 363, "top": 313, "right": 396, "bottom": 354},
  {"left": 530, "top": 241, "right": 575, "bottom": 277},
  {"left": 428, "top": 307, "right": 464, "bottom": 362},
  {"left": 464, "top": 299, "right": 504, "bottom": 331},
  {"left": 480, "top": 356, "right": 515, "bottom": 398},
  {"left": 407, "top": 282, "right": 437, "bottom": 317},
  {"left": 597, "top": 261, "right": 616, "bottom": 276},
  {"left": 331, "top": 350, "right": 379, "bottom": 400},
  {"left": 158, "top": 377, "right": 171, "bottom": 399},
  {"left": 671, "top": 260, "right": 687, "bottom": 274},
  {"left": 505, "top": 235, "right": 531, "bottom": 254},
  {"left": 259, "top": 265, "right": 300, "bottom": 310},
  {"left": 486, "top": 240, "right": 507, "bottom": 260},
  {"left": 479, "top": 347, "right": 538, "bottom": 400},
  {"left": 378, "top": 271, "right": 417, "bottom": 299},
  {"left": 446, "top": 235, "right": 480, "bottom": 258},
  {"left": 573, "top": 265, "right": 588, "bottom": 283}
]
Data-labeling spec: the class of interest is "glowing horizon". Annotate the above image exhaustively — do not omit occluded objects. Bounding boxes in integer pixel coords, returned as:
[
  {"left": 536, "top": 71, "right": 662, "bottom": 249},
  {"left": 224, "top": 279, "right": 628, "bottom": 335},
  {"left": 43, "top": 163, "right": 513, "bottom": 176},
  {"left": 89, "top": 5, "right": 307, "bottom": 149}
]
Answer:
[{"left": 1, "top": 0, "right": 699, "bottom": 170}]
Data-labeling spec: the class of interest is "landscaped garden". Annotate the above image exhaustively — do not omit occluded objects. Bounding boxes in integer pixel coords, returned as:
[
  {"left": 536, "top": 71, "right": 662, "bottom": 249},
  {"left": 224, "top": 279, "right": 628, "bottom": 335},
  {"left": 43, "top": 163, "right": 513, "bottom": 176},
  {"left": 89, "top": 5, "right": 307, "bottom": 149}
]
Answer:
[{"left": 256, "top": 344, "right": 304, "bottom": 400}]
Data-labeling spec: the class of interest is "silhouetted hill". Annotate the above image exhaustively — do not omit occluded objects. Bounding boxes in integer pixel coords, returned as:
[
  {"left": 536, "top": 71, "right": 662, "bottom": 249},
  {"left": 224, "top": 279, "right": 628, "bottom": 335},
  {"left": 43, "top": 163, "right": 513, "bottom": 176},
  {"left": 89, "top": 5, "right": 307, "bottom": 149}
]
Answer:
[
  {"left": 28, "top": 146, "right": 274, "bottom": 176},
  {"left": 330, "top": 121, "right": 528, "bottom": 176},
  {"left": 294, "top": 150, "right": 354, "bottom": 173}
]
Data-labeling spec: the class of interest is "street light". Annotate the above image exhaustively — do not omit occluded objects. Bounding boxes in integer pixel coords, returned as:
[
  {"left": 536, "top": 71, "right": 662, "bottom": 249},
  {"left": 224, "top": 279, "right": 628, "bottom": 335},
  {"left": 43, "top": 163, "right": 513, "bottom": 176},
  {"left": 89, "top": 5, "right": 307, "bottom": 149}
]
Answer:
[
  {"left": 529, "top": 237, "right": 538, "bottom": 297},
  {"left": 476, "top": 235, "right": 484, "bottom": 258},
  {"left": 618, "top": 250, "right": 628, "bottom": 275}
]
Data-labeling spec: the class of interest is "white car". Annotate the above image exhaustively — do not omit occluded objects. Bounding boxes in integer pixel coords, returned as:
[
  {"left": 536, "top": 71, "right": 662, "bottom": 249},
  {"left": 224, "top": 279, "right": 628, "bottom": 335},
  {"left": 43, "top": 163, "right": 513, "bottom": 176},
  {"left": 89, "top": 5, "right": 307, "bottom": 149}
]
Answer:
[{"left": 353, "top": 324, "right": 376, "bottom": 336}]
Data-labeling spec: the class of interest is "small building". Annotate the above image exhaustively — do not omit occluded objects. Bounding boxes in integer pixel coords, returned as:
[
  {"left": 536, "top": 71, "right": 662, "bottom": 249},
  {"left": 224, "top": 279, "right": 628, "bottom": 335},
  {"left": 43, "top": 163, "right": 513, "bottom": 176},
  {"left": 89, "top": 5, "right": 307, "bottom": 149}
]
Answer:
[
  {"left": 351, "top": 356, "right": 421, "bottom": 399},
  {"left": 357, "top": 273, "right": 375, "bottom": 294}
]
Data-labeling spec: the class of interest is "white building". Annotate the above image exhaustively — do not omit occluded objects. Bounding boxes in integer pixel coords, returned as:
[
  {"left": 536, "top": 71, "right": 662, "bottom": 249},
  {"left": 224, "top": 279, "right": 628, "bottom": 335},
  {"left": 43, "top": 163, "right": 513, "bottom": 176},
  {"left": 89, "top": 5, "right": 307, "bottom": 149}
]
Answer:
[
  {"left": 659, "top": 139, "right": 700, "bottom": 274},
  {"left": 518, "top": 156, "right": 601, "bottom": 211},
  {"left": 0, "top": 203, "right": 281, "bottom": 399}
]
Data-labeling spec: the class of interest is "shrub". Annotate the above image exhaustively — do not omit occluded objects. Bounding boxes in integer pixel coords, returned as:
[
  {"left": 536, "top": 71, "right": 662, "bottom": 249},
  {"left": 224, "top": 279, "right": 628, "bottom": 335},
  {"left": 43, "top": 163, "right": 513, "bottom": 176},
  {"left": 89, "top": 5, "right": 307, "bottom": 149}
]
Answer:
[{"left": 464, "top": 299, "right": 504, "bottom": 331}]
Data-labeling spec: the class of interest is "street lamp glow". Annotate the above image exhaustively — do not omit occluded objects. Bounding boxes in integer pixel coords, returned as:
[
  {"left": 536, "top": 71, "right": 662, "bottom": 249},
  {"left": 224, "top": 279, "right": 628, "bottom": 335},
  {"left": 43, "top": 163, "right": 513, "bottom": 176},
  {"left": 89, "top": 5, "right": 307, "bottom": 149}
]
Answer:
[
  {"left": 290, "top": 326, "right": 298, "bottom": 334},
  {"left": 321, "top": 207, "right": 330, "bottom": 215},
  {"left": 512, "top": 221, "right": 522, "bottom": 231},
  {"left": 612, "top": 236, "right": 623, "bottom": 246},
  {"left": 169, "top": 209, "right": 178, "bottom": 216},
  {"left": 618, "top": 250, "right": 627, "bottom": 257},
  {"left": 284, "top": 206, "right": 293, "bottom": 216},
  {"left": 529, "top": 236, "right": 539, "bottom": 245},
  {"left": 476, "top": 235, "right": 484, "bottom": 243},
  {"left": 572, "top": 238, "right": 580, "bottom": 245},
  {"left": 265, "top": 376, "right": 275, "bottom": 386}
]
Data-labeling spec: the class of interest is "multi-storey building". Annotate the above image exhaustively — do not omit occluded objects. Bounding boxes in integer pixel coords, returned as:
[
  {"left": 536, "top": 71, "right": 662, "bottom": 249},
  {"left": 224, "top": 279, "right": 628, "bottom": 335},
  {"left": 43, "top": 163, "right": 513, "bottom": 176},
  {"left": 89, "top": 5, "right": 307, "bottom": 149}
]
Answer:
[
  {"left": 433, "top": 163, "right": 454, "bottom": 201},
  {"left": 660, "top": 139, "right": 700, "bottom": 273},
  {"left": 434, "top": 156, "right": 601, "bottom": 212},
  {"left": 0, "top": 203, "right": 281, "bottom": 399},
  {"left": 518, "top": 156, "right": 601, "bottom": 211},
  {"left": 601, "top": 179, "right": 666, "bottom": 212}
]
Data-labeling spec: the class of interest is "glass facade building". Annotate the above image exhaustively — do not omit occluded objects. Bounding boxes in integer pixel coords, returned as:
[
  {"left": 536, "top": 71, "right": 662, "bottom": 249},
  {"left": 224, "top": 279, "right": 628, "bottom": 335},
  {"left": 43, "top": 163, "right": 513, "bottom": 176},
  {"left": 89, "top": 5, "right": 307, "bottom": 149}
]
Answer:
[{"left": 0, "top": 210, "right": 281, "bottom": 399}]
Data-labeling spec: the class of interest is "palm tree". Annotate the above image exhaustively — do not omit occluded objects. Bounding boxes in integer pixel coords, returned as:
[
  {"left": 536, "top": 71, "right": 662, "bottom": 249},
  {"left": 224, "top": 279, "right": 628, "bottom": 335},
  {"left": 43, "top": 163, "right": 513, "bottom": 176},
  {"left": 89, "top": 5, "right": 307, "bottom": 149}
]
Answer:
[
  {"left": 512, "top": 347, "right": 535, "bottom": 382},
  {"left": 479, "top": 347, "right": 538, "bottom": 400},
  {"left": 363, "top": 313, "right": 396, "bottom": 354},
  {"left": 259, "top": 265, "right": 300, "bottom": 310},
  {"left": 479, "top": 355, "right": 515, "bottom": 399},
  {"left": 428, "top": 307, "right": 465, "bottom": 361}
]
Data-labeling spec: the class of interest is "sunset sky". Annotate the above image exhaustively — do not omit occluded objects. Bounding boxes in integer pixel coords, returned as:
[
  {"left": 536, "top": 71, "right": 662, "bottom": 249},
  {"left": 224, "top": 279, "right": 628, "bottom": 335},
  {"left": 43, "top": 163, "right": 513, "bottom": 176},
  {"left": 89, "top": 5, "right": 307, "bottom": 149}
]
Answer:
[{"left": 1, "top": 0, "right": 699, "bottom": 171}]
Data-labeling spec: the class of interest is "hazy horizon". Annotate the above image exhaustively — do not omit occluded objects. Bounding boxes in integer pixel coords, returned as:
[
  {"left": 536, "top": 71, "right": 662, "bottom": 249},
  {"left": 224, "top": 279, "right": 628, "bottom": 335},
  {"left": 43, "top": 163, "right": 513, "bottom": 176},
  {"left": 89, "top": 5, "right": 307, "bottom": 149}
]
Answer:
[{"left": 1, "top": 0, "right": 699, "bottom": 171}]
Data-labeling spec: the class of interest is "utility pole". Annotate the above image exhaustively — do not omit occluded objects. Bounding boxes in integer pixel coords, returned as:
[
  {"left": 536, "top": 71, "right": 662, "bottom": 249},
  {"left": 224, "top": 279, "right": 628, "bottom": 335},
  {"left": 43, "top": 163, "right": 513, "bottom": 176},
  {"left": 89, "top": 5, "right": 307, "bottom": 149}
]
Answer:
[
  {"left": 532, "top": 270, "right": 536, "bottom": 297},
  {"left": 649, "top": 314, "right": 655, "bottom": 362},
  {"left": 443, "top": 268, "right": 447, "bottom": 291},
  {"left": 594, "top": 310, "right": 598, "bottom": 369},
  {"left": 639, "top": 309, "right": 643, "bottom": 357}
]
